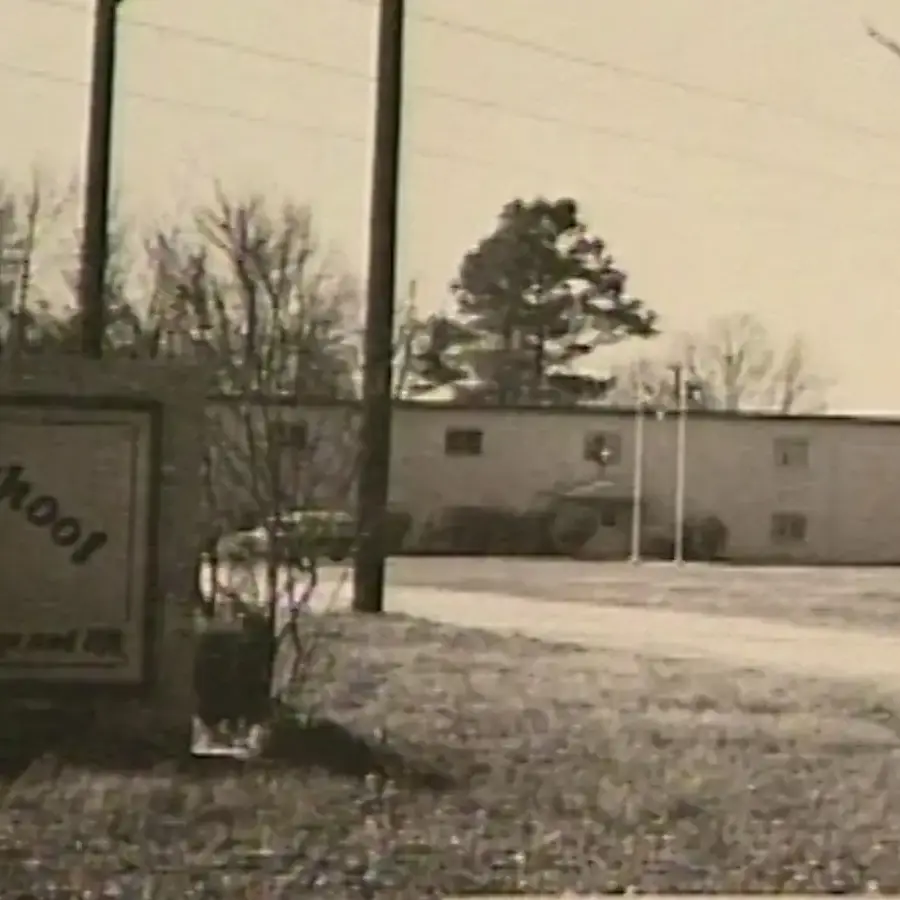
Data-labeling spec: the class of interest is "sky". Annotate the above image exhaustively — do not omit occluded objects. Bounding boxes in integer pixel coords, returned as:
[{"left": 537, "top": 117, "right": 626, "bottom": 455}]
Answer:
[{"left": 4, "top": 0, "right": 900, "bottom": 412}]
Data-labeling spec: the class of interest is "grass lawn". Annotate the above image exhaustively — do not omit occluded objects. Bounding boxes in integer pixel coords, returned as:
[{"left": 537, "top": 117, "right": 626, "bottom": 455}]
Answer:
[
  {"left": 2, "top": 611, "right": 900, "bottom": 896},
  {"left": 387, "top": 558, "right": 900, "bottom": 633}
]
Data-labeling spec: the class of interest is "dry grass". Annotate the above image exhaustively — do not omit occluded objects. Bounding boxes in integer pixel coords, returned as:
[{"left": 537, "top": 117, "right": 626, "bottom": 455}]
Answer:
[
  {"left": 389, "top": 558, "right": 900, "bottom": 632},
  {"left": 2, "top": 611, "right": 900, "bottom": 896}
]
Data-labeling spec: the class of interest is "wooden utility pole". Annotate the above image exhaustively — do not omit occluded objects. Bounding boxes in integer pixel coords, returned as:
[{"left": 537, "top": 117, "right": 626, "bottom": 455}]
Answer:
[
  {"left": 353, "top": 0, "right": 406, "bottom": 613},
  {"left": 78, "top": 0, "right": 122, "bottom": 358}
]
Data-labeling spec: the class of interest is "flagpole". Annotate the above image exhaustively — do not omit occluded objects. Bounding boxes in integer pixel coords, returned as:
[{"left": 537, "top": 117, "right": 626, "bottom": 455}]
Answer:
[
  {"left": 673, "top": 364, "right": 688, "bottom": 565},
  {"left": 629, "top": 399, "right": 644, "bottom": 564}
]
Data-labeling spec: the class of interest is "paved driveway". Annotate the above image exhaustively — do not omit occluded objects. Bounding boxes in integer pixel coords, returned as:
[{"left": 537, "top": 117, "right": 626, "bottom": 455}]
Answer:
[
  {"left": 205, "top": 559, "right": 900, "bottom": 688},
  {"left": 312, "top": 571, "right": 900, "bottom": 689}
]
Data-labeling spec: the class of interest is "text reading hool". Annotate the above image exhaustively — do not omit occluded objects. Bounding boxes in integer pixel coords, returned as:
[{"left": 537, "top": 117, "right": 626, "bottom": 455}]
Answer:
[{"left": 0, "top": 463, "right": 108, "bottom": 564}]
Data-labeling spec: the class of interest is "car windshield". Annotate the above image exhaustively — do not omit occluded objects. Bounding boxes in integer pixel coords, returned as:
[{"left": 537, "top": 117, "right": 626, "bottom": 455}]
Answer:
[{"left": 268, "top": 510, "right": 352, "bottom": 526}]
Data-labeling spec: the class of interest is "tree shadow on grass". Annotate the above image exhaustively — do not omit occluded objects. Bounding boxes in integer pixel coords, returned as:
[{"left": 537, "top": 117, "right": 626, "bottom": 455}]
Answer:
[
  {"left": 179, "top": 715, "right": 457, "bottom": 792},
  {"left": 0, "top": 712, "right": 457, "bottom": 793},
  {"left": 251, "top": 715, "right": 455, "bottom": 790}
]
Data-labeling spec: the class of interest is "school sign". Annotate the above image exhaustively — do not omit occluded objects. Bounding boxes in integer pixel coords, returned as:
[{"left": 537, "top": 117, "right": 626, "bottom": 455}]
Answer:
[
  {"left": 0, "top": 399, "right": 155, "bottom": 683},
  {"left": 0, "top": 360, "right": 210, "bottom": 746}
]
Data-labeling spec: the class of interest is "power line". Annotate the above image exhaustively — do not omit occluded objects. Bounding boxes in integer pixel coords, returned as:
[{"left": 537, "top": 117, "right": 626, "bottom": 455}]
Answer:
[
  {"left": 33, "top": 0, "right": 876, "bottom": 148},
  {"left": 20, "top": 0, "right": 375, "bottom": 83},
  {"left": 344, "top": 0, "right": 900, "bottom": 146},
  {"left": 13, "top": 0, "right": 900, "bottom": 191},
  {"left": 6, "top": 51, "right": 899, "bottom": 199},
  {"left": 407, "top": 85, "right": 900, "bottom": 192},
  {"left": 413, "top": 11, "right": 900, "bottom": 144},
  {"left": 0, "top": 59, "right": 365, "bottom": 142},
  {"left": 117, "top": 14, "right": 372, "bottom": 84},
  {"left": 4, "top": 54, "right": 900, "bottom": 237}
]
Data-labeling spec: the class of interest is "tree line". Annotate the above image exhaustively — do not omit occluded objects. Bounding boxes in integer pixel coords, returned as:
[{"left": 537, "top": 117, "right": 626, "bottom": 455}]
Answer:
[{"left": 0, "top": 174, "right": 828, "bottom": 413}]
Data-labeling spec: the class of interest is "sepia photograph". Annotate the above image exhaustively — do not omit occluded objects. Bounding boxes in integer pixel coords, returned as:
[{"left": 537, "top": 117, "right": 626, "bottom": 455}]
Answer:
[{"left": 1, "top": 0, "right": 900, "bottom": 895}]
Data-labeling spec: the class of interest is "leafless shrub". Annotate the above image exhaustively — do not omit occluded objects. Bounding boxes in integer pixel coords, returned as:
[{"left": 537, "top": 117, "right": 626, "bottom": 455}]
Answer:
[{"left": 143, "top": 193, "right": 360, "bottom": 742}]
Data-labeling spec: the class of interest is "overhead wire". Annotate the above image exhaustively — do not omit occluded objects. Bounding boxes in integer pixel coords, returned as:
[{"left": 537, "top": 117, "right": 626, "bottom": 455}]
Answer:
[
  {"left": 4, "top": 0, "right": 900, "bottom": 235},
  {"left": 27, "top": 0, "right": 891, "bottom": 155},
  {"left": 341, "top": 0, "right": 900, "bottom": 146},
  {"left": 3, "top": 53, "right": 895, "bottom": 238},
  {"left": 13, "top": 0, "right": 900, "bottom": 192}
]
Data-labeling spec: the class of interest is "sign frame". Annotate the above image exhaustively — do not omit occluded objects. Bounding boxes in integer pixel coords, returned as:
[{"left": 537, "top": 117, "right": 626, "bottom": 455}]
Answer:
[{"left": 0, "top": 393, "right": 162, "bottom": 696}]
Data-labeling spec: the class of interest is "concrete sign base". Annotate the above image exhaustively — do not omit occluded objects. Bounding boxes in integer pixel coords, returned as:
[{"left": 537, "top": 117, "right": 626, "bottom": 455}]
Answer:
[{"left": 0, "top": 358, "right": 211, "bottom": 754}]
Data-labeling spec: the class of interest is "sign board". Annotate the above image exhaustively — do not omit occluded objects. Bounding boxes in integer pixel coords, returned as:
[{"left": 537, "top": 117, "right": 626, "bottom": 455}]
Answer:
[{"left": 0, "top": 398, "right": 157, "bottom": 685}]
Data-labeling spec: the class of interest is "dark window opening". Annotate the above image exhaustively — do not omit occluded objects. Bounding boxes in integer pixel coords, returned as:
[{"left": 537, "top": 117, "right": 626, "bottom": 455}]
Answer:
[
  {"left": 771, "top": 512, "right": 807, "bottom": 544},
  {"left": 444, "top": 428, "right": 483, "bottom": 456},
  {"left": 584, "top": 431, "right": 622, "bottom": 466}
]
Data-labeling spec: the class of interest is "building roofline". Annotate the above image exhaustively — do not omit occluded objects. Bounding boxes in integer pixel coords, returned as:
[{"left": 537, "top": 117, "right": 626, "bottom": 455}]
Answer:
[
  {"left": 206, "top": 392, "right": 900, "bottom": 427},
  {"left": 391, "top": 403, "right": 900, "bottom": 427}
]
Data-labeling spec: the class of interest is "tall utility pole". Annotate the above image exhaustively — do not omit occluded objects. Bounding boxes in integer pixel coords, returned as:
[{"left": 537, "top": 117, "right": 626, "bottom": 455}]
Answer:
[
  {"left": 629, "top": 399, "right": 645, "bottom": 564},
  {"left": 672, "top": 364, "right": 688, "bottom": 565},
  {"left": 353, "top": 0, "right": 406, "bottom": 613},
  {"left": 78, "top": 0, "right": 122, "bottom": 358}
]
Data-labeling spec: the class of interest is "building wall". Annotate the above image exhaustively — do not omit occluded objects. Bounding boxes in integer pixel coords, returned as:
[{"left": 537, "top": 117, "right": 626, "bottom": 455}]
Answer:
[
  {"left": 388, "top": 405, "right": 900, "bottom": 564},
  {"left": 829, "top": 424, "right": 900, "bottom": 563},
  {"left": 202, "top": 398, "right": 900, "bottom": 565}
]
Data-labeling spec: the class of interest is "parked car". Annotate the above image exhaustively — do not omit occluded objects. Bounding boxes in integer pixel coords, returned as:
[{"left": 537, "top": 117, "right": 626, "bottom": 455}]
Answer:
[{"left": 218, "top": 509, "right": 356, "bottom": 564}]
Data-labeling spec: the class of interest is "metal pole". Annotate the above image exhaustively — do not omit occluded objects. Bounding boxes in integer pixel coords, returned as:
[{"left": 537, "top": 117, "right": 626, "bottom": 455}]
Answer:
[
  {"left": 629, "top": 401, "right": 644, "bottom": 564},
  {"left": 353, "top": 0, "right": 405, "bottom": 613},
  {"left": 673, "top": 365, "right": 688, "bottom": 565},
  {"left": 78, "top": 0, "right": 122, "bottom": 359}
]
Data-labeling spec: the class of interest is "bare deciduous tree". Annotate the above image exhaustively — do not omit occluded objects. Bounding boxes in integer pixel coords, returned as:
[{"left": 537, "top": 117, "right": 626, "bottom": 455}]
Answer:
[
  {"left": 0, "top": 177, "right": 362, "bottom": 746},
  {"left": 193, "top": 388, "right": 356, "bottom": 746},
  {"left": 607, "top": 313, "right": 829, "bottom": 413},
  {"left": 866, "top": 21, "right": 900, "bottom": 61},
  {"left": 145, "top": 192, "right": 358, "bottom": 395},
  {"left": 132, "top": 195, "right": 364, "bottom": 750},
  {"left": 0, "top": 171, "right": 77, "bottom": 355},
  {"left": 54, "top": 211, "right": 148, "bottom": 356},
  {"left": 604, "top": 355, "right": 676, "bottom": 409},
  {"left": 681, "top": 314, "right": 829, "bottom": 413},
  {"left": 142, "top": 193, "right": 360, "bottom": 742}
]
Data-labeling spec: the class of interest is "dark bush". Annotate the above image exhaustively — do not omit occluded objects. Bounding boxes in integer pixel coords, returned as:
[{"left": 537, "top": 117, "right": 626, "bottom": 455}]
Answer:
[
  {"left": 420, "top": 505, "right": 528, "bottom": 555},
  {"left": 638, "top": 514, "right": 728, "bottom": 561},
  {"left": 515, "top": 508, "right": 558, "bottom": 555},
  {"left": 642, "top": 531, "right": 675, "bottom": 560},
  {"left": 685, "top": 514, "right": 729, "bottom": 561},
  {"left": 546, "top": 500, "right": 600, "bottom": 556},
  {"left": 194, "top": 610, "right": 273, "bottom": 730}
]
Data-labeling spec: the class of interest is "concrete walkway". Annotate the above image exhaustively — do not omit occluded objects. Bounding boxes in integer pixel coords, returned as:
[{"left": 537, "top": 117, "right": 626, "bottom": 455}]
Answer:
[{"left": 315, "top": 576, "right": 900, "bottom": 688}]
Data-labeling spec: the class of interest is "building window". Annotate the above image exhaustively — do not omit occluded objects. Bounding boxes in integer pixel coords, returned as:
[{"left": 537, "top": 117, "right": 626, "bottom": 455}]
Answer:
[
  {"left": 269, "top": 420, "right": 308, "bottom": 451},
  {"left": 444, "top": 427, "right": 483, "bottom": 456},
  {"left": 773, "top": 437, "right": 809, "bottom": 469},
  {"left": 771, "top": 512, "right": 807, "bottom": 544},
  {"left": 584, "top": 431, "right": 622, "bottom": 466}
]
